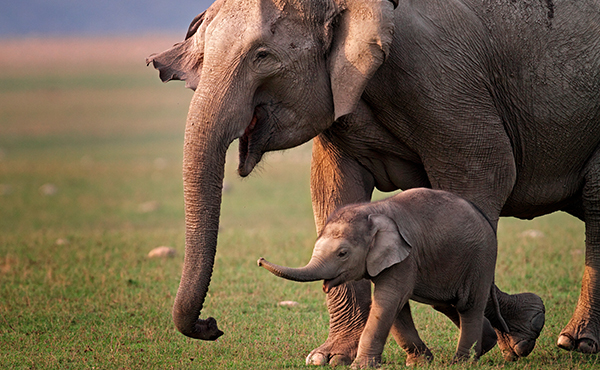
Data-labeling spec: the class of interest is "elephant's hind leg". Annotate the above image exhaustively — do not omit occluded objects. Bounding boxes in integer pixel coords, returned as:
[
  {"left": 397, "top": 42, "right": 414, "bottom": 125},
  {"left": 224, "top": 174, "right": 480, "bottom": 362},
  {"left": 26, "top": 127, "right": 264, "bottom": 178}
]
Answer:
[
  {"left": 557, "top": 150, "right": 600, "bottom": 354},
  {"left": 391, "top": 303, "right": 434, "bottom": 366},
  {"left": 433, "top": 303, "right": 498, "bottom": 356}
]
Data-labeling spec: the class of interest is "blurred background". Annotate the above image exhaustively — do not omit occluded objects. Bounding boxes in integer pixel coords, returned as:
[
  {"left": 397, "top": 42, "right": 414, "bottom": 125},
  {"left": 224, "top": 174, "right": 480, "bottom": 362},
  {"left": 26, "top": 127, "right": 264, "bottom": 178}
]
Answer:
[{"left": 0, "top": 0, "right": 213, "bottom": 36}]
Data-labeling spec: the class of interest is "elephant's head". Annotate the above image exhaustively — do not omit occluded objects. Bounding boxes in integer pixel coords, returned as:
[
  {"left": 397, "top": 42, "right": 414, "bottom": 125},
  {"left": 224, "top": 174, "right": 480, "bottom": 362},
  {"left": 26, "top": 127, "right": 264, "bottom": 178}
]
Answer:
[
  {"left": 259, "top": 211, "right": 411, "bottom": 292},
  {"left": 147, "top": 0, "right": 396, "bottom": 340}
]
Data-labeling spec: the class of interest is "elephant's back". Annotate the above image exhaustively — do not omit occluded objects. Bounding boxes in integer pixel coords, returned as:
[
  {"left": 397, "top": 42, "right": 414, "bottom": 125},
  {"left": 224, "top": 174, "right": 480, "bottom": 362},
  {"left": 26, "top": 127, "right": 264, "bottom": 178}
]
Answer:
[
  {"left": 384, "top": 0, "right": 600, "bottom": 218},
  {"left": 386, "top": 189, "right": 496, "bottom": 240}
]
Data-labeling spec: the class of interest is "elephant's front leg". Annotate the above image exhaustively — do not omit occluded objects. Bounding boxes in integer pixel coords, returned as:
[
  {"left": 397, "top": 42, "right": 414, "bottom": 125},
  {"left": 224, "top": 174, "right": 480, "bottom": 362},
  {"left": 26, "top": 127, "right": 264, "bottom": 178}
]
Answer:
[
  {"left": 306, "top": 135, "right": 375, "bottom": 366},
  {"left": 354, "top": 264, "right": 411, "bottom": 369},
  {"left": 308, "top": 280, "right": 372, "bottom": 366}
]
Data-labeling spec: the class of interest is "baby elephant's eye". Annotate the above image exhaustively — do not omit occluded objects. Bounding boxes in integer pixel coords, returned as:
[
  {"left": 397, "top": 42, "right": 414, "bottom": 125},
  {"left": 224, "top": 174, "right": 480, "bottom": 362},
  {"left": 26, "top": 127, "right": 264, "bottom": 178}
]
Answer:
[{"left": 337, "top": 250, "right": 348, "bottom": 258}]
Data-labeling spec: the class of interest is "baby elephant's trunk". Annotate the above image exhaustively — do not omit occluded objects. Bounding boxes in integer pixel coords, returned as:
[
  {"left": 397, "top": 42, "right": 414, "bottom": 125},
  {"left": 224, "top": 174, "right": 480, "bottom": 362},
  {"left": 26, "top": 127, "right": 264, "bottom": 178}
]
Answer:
[{"left": 257, "top": 257, "right": 331, "bottom": 282}]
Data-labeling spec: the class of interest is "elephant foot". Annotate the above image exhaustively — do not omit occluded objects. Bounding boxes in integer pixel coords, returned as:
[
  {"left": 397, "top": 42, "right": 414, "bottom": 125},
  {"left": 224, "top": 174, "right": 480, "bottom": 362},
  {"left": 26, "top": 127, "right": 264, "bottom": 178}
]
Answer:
[
  {"left": 405, "top": 350, "right": 433, "bottom": 366},
  {"left": 495, "top": 293, "right": 545, "bottom": 361},
  {"left": 351, "top": 355, "right": 381, "bottom": 369},
  {"left": 556, "top": 305, "right": 600, "bottom": 354},
  {"left": 557, "top": 333, "right": 598, "bottom": 353},
  {"left": 306, "top": 332, "right": 360, "bottom": 366},
  {"left": 308, "top": 280, "right": 372, "bottom": 366}
]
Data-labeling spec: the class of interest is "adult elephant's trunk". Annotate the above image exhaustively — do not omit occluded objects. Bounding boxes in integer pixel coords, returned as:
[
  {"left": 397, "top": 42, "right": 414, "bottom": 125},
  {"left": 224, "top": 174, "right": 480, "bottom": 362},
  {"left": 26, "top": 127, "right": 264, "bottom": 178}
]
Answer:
[
  {"left": 258, "top": 257, "right": 334, "bottom": 282},
  {"left": 172, "top": 87, "right": 238, "bottom": 340}
]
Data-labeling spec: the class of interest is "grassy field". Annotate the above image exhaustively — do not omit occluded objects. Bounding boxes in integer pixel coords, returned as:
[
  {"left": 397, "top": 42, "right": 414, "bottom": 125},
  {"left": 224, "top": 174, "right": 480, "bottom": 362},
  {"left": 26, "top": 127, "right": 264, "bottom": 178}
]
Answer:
[{"left": 1, "top": 37, "right": 599, "bottom": 369}]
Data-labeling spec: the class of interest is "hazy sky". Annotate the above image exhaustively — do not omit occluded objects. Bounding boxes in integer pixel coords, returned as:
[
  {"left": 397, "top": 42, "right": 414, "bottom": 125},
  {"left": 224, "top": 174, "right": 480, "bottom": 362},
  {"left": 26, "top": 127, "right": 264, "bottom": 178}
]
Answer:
[{"left": 0, "top": 0, "right": 214, "bottom": 37}]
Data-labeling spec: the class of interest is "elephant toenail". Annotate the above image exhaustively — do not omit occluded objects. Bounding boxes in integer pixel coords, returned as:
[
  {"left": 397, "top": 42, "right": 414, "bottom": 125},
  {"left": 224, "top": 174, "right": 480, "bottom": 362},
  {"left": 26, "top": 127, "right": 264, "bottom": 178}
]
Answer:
[
  {"left": 557, "top": 334, "right": 575, "bottom": 351},
  {"left": 306, "top": 352, "right": 328, "bottom": 366},
  {"left": 330, "top": 354, "right": 353, "bottom": 366}
]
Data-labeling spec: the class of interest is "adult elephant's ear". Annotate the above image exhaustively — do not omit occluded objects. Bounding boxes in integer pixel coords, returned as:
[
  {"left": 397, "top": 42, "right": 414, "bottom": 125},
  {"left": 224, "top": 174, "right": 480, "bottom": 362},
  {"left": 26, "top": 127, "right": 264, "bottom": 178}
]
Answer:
[
  {"left": 329, "top": 0, "right": 395, "bottom": 120},
  {"left": 146, "top": 6, "right": 219, "bottom": 91},
  {"left": 146, "top": 11, "right": 206, "bottom": 90}
]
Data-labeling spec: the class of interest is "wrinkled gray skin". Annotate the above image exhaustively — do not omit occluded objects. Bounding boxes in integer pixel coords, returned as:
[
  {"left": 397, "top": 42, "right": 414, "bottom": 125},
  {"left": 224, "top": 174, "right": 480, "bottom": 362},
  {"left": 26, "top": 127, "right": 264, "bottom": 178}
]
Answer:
[
  {"left": 147, "top": 0, "right": 599, "bottom": 364},
  {"left": 259, "top": 188, "right": 510, "bottom": 367}
]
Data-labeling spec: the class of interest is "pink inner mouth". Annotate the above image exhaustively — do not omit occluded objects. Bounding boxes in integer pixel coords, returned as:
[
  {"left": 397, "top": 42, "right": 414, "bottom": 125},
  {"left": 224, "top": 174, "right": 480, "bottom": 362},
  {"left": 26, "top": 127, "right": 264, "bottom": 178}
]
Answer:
[
  {"left": 238, "top": 113, "right": 259, "bottom": 177},
  {"left": 245, "top": 114, "right": 258, "bottom": 137}
]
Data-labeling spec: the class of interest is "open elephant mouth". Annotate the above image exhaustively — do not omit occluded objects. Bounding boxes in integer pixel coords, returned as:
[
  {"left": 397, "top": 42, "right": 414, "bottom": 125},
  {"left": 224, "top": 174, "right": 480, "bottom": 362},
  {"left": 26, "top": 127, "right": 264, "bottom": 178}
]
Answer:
[
  {"left": 238, "top": 106, "right": 268, "bottom": 177},
  {"left": 323, "top": 275, "right": 344, "bottom": 293}
]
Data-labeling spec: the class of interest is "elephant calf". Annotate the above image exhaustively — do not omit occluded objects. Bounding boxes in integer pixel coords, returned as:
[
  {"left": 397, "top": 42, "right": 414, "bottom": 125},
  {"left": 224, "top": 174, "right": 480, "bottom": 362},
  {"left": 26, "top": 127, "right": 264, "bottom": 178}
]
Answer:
[{"left": 259, "top": 188, "right": 508, "bottom": 367}]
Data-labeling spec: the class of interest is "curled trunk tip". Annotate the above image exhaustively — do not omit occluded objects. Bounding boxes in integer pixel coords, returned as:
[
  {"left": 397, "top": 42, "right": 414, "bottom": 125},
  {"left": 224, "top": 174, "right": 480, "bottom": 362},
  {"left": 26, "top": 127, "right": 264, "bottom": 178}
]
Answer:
[{"left": 257, "top": 256, "right": 329, "bottom": 282}]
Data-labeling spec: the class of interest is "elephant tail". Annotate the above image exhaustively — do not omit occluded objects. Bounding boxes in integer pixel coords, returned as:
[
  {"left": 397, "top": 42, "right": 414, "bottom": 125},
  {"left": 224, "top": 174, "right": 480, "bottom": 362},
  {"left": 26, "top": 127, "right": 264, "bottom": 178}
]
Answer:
[{"left": 492, "top": 281, "right": 510, "bottom": 333}]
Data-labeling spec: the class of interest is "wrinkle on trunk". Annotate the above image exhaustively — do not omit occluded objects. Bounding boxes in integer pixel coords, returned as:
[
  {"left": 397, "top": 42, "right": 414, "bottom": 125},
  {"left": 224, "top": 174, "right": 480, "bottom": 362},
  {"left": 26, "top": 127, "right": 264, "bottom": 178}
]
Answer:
[
  {"left": 258, "top": 257, "right": 333, "bottom": 282},
  {"left": 172, "top": 90, "right": 233, "bottom": 340}
]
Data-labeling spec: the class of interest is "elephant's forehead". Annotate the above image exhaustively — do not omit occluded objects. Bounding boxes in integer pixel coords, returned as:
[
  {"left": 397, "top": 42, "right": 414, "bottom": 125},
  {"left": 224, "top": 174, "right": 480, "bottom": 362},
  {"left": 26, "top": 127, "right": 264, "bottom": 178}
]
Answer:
[
  {"left": 314, "top": 236, "right": 345, "bottom": 253},
  {"left": 321, "top": 221, "right": 365, "bottom": 241},
  {"left": 208, "top": 0, "right": 306, "bottom": 30},
  {"left": 203, "top": 0, "right": 312, "bottom": 55}
]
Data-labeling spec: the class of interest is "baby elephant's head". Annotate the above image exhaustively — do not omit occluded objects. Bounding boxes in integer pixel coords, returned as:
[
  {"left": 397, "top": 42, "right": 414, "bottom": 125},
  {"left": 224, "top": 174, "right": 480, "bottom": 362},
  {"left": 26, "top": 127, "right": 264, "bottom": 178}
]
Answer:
[{"left": 258, "top": 211, "right": 412, "bottom": 292}]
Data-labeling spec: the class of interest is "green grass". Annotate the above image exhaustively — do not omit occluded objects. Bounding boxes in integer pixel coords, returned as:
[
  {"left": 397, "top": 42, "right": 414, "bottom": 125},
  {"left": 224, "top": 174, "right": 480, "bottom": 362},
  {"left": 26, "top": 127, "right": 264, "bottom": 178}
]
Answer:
[{"left": 1, "top": 38, "right": 599, "bottom": 369}]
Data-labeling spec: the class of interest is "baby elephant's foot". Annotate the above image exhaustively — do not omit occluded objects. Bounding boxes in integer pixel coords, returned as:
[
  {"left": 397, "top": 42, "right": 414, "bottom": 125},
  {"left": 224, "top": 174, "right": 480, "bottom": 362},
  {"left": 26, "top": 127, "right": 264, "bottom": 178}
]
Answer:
[
  {"left": 450, "top": 353, "right": 478, "bottom": 364},
  {"left": 351, "top": 355, "right": 382, "bottom": 369},
  {"left": 402, "top": 344, "right": 433, "bottom": 366},
  {"left": 405, "top": 350, "right": 433, "bottom": 366}
]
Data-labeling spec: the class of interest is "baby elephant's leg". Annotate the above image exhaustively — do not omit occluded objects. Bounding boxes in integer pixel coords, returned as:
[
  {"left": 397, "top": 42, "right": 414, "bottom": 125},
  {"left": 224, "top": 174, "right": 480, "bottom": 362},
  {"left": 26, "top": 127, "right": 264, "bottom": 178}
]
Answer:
[
  {"left": 354, "top": 266, "right": 411, "bottom": 368},
  {"left": 390, "top": 303, "right": 433, "bottom": 365},
  {"left": 453, "top": 307, "right": 486, "bottom": 362},
  {"left": 433, "top": 304, "right": 497, "bottom": 355}
]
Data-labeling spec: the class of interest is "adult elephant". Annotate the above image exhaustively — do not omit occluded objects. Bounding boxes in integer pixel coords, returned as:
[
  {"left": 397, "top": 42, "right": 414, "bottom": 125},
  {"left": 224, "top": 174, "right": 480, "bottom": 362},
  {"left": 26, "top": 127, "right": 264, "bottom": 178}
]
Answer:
[{"left": 147, "top": 0, "right": 600, "bottom": 364}]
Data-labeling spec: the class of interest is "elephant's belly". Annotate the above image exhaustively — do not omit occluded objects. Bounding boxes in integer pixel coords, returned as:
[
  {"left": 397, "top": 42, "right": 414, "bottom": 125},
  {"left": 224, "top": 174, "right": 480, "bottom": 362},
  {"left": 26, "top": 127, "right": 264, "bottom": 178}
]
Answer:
[
  {"left": 501, "top": 174, "right": 584, "bottom": 219},
  {"left": 361, "top": 156, "right": 430, "bottom": 192}
]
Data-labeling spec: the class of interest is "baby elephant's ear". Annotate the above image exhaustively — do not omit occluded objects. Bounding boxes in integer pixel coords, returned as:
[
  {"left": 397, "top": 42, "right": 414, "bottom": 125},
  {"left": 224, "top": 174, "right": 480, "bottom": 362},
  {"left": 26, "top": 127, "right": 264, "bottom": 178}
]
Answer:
[{"left": 366, "top": 214, "right": 411, "bottom": 277}]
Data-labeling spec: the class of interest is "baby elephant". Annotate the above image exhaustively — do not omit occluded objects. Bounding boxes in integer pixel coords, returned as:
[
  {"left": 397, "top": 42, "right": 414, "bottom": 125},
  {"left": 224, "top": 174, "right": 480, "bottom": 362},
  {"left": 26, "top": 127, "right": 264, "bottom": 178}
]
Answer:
[{"left": 258, "top": 188, "right": 508, "bottom": 368}]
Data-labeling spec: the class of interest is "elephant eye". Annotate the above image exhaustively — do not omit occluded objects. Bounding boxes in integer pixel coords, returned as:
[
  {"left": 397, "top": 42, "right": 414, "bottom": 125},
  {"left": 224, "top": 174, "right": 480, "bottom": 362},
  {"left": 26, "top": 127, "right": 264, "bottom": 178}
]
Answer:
[
  {"left": 256, "top": 50, "right": 269, "bottom": 60},
  {"left": 254, "top": 48, "right": 272, "bottom": 63},
  {"left": 250, "top": 47, "right": 281, "bottom": 74},
  {"left": 337, "top": 250, "right": 348, "bottom": 258}
]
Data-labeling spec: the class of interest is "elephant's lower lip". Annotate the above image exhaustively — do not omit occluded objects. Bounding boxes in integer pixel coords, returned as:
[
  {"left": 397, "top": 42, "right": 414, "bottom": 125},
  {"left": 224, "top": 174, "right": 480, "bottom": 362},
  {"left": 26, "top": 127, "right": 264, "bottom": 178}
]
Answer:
[
  {"left": 323, "top": 279, "right": 338, "bottom": 293},
  {"left": 238, "top": 114, "right": 258, "bottom": 177}
]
